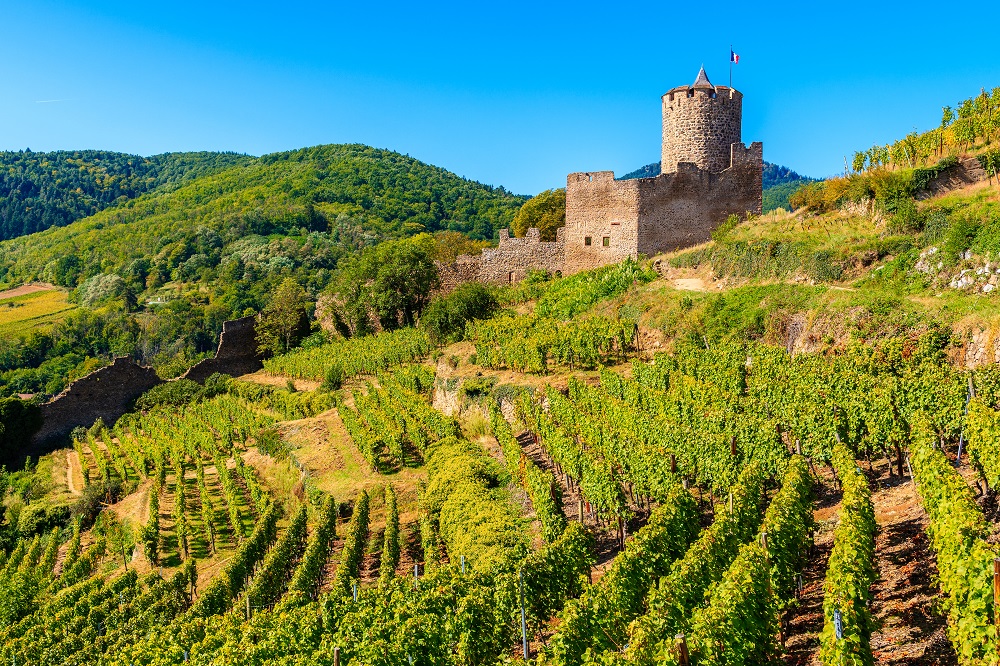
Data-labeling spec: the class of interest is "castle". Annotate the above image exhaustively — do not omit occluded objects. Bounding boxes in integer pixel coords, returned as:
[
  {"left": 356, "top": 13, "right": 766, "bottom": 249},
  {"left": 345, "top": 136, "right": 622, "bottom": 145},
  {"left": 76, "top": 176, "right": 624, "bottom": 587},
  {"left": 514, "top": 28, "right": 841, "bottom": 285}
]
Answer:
[{"left": 437, "top": 67, "right": 763, "bottom": 288}]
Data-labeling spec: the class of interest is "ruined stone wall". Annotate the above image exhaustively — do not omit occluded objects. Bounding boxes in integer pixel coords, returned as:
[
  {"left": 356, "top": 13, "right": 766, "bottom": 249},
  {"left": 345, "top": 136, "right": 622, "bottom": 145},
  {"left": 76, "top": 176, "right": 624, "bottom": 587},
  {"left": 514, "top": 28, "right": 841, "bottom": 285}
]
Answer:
[
  {"left": 30, "top": 316, "right": 263, "bottom": 450},
  {"left": 32, "top": 358, "right": 163, "bottom": 448},
  {"left": 636, "top": 142, "right": 763, "bottom": 256},
  {"left": 478, "top": 227, "right": 565, "bottom": 283},
  {"left": 434, "top": 256, "right": 481, "bottom": 293},
  {"left": 182, "top": 315, "right": 262, "bottom": 383},
  {"left": 563, "top": 171, "right": 641, "bottom": 275},
  {"left": 662, "top": 86, "right": 742, "bottom": 174},
  {"left": 436, "top": 228, "right": 566, "bottom": 289}
]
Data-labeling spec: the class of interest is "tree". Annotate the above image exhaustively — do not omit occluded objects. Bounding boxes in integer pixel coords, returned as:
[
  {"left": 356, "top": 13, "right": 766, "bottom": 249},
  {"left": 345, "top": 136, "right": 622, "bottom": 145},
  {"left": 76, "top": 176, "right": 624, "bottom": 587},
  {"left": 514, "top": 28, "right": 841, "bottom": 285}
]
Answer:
[
  {"left": 511, "top": 189, "right": 566, "bottom": 241},
  {"left": 324, "top": 235, "right": 440, "bottom": 333},
  {"left": 0, "top": 398, "right": 42, "bottom": 461},
  {"left": 256, "top": 278, "right": 311, "bottom": 356},
  {"left": 420, "top": 282, "right": 500, "bottom": 344}
]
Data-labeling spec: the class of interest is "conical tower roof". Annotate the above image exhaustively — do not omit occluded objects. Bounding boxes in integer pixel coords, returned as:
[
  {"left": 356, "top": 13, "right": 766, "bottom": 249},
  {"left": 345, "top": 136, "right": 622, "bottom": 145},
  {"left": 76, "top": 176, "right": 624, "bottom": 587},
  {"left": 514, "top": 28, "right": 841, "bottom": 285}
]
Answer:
[{"left": 692, "top": 66, "right": 713, "bottom": 88}]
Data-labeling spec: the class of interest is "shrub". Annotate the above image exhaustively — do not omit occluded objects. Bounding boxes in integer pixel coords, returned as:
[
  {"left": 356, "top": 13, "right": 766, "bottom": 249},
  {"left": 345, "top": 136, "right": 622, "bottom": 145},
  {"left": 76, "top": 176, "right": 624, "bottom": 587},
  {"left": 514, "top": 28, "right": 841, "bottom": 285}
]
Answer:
[
  {"left": 135, "top": 379, "right": 203, "bottom": 409},
  {"left": 0, "top": 398, "right": 42, "bottom": 460},
  {"left": 71, "top": 479, "right": 124, "bottom": 527},
  {"left": 420, "top": 282, "right": 500, "bottom": 345}
]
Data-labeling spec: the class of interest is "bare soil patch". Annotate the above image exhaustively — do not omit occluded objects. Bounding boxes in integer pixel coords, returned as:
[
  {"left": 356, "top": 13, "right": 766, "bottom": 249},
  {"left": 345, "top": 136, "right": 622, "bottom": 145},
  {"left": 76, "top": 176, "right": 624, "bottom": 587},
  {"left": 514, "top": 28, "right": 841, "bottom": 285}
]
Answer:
[{"left": 0, "top": 282, "right": 54, "bottom": 300}]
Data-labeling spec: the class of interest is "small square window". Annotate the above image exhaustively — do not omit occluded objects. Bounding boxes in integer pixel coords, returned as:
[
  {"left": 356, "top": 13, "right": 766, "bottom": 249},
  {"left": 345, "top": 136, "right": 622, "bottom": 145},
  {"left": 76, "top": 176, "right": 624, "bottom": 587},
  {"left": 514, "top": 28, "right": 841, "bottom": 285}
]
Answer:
[
  {"left": 584, "top": 236, "right": 592, "bottom": 246},
  {"left": 602, "top": 236, "right": 610, "bottom": 247}
]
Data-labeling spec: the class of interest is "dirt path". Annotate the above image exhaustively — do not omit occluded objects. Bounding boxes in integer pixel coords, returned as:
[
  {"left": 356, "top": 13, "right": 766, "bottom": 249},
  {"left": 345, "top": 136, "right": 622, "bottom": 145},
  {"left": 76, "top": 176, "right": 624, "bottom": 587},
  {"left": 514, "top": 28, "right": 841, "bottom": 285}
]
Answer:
[
  {"left": 66, "top": 450, "right": 81, "bottom": 495},
  {"left": 783, "top": 467, "right": 840, "bottom": 665},
  {"left": 238, "top": 370, "right": 322, "bottom": 392},
  {"left": 783, "top": 459, "right": 957, "bottom": 665},
  {"left": 868, "top": 463, "right": 957, "bottom": 665},
  {"left": 673, "top": 278, "right": 708, "bottom": 291}
]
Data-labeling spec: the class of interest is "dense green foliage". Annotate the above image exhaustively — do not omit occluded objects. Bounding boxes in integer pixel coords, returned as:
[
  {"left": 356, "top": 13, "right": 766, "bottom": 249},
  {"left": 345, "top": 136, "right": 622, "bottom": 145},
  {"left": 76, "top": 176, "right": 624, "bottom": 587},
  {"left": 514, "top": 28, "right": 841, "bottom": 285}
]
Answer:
[
  {"left": 420, "top": 282, "right": 500, "bottom": 344},
  {"left": 0, "top": 150, "right": 252, "bottom": 240},
  {"left": 0, "top": 397, "right": 42, "bottom": 459},
  {"left": 323, "top": 234, "right": 440, "bottom": 334},
  {"left": 511, "top": 188, "right": 566, "bottom": 241},
  {"left": 0, "top": 144, "right": 526, "bottom": 396}
]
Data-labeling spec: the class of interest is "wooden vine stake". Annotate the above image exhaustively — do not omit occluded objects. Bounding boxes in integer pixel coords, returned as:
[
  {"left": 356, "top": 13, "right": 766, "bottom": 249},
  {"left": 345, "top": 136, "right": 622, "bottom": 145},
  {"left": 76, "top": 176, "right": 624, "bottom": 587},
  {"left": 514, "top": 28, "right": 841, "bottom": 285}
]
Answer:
[
  {"left": 675, "top": 634, "right": 690, "bottom": 666},
  {"left": 994, "top": 558, "right": 1000, "bottom": 628},
  {"left": 333, "top": 647, "right": 340, "bottom": 666},
  {"left": 670, "top": 454, "right": 677, "bottom": 474}
]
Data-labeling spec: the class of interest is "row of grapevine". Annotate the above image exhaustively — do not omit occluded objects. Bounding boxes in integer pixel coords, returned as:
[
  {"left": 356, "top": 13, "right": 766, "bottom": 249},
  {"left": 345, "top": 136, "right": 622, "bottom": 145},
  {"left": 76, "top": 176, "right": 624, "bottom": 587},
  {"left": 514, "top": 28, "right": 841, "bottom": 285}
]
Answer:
[
  {"left": 330, "top": 490, "right": 370, "bottom": 596},
  {"left": 286, "top": 495, "right": 339, "bottom": 601},
  {"left": 520, "top": 389, "right": 628, "bottom": 522},
  {"left": 642, "top": 455, "right": 814, "bottom": 666},
  {"left": 468, "top": 313, "right": 637, "bottom": 374},
  {"left": 820, "top": 442, "right": 878, "bottom": 666},
  {"left": 622, "top": 464, "right": 767, "bottom": 664},
  {"left": 243, "top": 504, "right": 309, "bottom": 611},
  {"left": 910, "top": 418, "right": 1000, "bottom": 666},
  {"left": 490, "top": 406, "right": 567, "bottom": 542},
  {"left": 192, "top": 502, "right": 280, "bottom": 617},
  {"left": 545, "top": 481, "right": 700, "bottom": 666},
  {"left": 965, "top": 398, "right": 1000, "bottom": 489},
  {"left": 262, "top": 327, "right": 433, "bottom": 381}
]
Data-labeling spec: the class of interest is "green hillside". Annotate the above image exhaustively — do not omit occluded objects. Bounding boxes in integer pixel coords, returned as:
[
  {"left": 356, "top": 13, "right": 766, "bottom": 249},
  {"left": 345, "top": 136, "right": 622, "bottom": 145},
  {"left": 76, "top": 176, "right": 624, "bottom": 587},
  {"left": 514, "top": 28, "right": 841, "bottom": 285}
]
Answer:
[
  {"left": 0, "top": 144, "right": 524, "bottom": 397},
  {"left": 0, "top": 144, "right": 523, "bottom": 290},
  {"left": 1, "top": 87, "right": 1000, "bottom": 666},
  {"left": 0, "top": 149, "right": 254, "bottom": 240}
]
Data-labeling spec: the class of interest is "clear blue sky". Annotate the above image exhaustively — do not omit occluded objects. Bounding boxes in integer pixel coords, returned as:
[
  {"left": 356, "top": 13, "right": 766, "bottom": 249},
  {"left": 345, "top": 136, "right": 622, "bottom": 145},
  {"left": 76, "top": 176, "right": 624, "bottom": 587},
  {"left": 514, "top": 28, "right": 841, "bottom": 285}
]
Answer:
[{"left": 2, "top": 1, "right": 998, "bottom": 195}]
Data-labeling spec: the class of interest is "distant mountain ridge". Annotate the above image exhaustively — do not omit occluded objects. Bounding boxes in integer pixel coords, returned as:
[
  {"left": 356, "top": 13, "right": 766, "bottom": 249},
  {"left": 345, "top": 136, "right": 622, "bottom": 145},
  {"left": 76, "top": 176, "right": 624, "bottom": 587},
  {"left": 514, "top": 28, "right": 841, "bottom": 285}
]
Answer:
[{"left": 619, "top": 161, "right": 818, "bottom": 212}]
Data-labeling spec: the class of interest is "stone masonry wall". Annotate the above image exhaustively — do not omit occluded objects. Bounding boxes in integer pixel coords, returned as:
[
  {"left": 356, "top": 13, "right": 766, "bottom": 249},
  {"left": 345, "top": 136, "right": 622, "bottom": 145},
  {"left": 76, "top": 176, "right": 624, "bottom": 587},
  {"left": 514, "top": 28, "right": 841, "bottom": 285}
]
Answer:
[
  {"left": 662, "top": 87, "right": 742, "bottom": 174},
  {"left": 563, "top": 172, "right": 641, "bottom": 275},
  {"left": 636, "top": 142, "right": 763, "bottom": 256},
  {"left": 435, "top": 227, "right": 566, "bottom": 290},
  {"left": 182, "top": 315, "right": 262, "bottom": 383},
  {"left": 478, "top": 227, "right": 566, "bottom": 283},
  {"left": 31, "top": 358, "right": 163, "bottom": 448},
  {"left": 30, "top": 316, "right": 263, "bottom": 450},
  {"left": 563, "top": 143, "right": 762, "bottom": 274}
]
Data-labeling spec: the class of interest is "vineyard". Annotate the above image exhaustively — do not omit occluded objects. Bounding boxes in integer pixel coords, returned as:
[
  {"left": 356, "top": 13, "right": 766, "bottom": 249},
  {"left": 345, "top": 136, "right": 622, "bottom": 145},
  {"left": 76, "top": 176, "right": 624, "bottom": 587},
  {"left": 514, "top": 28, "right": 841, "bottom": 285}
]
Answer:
[{"left": 4, "top": 239, "right": 1000, "bottom": 666}]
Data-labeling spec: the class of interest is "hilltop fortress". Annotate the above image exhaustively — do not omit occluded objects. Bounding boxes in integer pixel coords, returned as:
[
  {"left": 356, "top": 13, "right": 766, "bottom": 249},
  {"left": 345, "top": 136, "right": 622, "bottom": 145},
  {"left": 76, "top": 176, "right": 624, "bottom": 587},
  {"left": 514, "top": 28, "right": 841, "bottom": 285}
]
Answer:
[{"left": 438, "top": 67, "right": 763, "bottom": 287}]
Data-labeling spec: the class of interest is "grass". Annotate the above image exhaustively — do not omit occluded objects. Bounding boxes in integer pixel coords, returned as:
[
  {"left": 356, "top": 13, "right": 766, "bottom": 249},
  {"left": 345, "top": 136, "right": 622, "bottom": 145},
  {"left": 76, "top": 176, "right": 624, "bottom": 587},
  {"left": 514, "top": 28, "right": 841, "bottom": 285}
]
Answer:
[{"left": 0, "top": 288, "right": 75, "bottom": 336}]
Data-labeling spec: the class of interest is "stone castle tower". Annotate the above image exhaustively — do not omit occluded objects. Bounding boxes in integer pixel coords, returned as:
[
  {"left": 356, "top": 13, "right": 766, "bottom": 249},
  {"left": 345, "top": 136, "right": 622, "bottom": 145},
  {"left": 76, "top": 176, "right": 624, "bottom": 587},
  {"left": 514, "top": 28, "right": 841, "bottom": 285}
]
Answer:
[
  {"left": 561, "top": 67, "right": 763, "bottom": 274},
  {"left": 436, "top": 67, "right": 763, "bottom": 286},
  {"left": 661, "top": 66, "right": 743, "bottom": 174}
]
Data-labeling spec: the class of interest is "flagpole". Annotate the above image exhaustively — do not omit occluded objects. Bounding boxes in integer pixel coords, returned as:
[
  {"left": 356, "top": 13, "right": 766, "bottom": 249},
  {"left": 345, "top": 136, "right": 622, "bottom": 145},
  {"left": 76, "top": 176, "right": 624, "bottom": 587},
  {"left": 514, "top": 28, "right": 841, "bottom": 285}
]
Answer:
[{"left": 729, "top": 45, "right": 733, "bottom": 88}]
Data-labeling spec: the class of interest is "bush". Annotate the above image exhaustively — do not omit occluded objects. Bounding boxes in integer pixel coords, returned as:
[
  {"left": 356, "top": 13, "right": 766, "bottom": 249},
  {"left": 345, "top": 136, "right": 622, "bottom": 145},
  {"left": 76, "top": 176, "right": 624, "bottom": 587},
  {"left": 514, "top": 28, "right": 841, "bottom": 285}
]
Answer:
[
  {"left": 420, "top": 283, "right": 500, "bottom": 345},
  {"left": 0, "top": 398, "right": 42, "bottom": 460},
  {"left": 322, "top": 364, "right": 344, "bottom": 391},
  {"left": 16, "top": 503, "right": 70, "bottom": 537},
  {"left": 71, "top": 480, "right": 124, "bottom": 527},
  {"left": 134, "top": 379, "right": 203, "bottom": 409}
]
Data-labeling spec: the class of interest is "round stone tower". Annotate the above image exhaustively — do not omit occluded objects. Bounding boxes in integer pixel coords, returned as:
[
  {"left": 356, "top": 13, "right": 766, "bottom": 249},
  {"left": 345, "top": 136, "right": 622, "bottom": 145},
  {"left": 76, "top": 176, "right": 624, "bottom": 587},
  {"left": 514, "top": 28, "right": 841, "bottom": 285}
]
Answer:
[{"left": 661, "top": 67, "right": 742, "bottom": 174}]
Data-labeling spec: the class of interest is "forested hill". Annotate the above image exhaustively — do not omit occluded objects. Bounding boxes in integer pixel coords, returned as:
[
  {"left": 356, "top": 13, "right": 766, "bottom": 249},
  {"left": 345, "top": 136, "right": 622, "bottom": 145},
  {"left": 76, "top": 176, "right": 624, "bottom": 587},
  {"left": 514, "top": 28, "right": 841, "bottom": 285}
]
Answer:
[
  {"left": 0, "top": 144, "right": 526, "bottom": 289},
  {"left": 0, "top": 150, "right": 254, "bottom": 240}
]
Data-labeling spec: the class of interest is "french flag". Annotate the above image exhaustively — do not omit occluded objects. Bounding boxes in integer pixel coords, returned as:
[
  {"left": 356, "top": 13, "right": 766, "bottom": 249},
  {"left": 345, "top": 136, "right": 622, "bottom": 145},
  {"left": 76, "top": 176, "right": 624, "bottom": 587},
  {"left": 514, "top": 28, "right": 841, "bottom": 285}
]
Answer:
[{"left": 730, "top": 49, "right": 740, "bottom": 64}]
